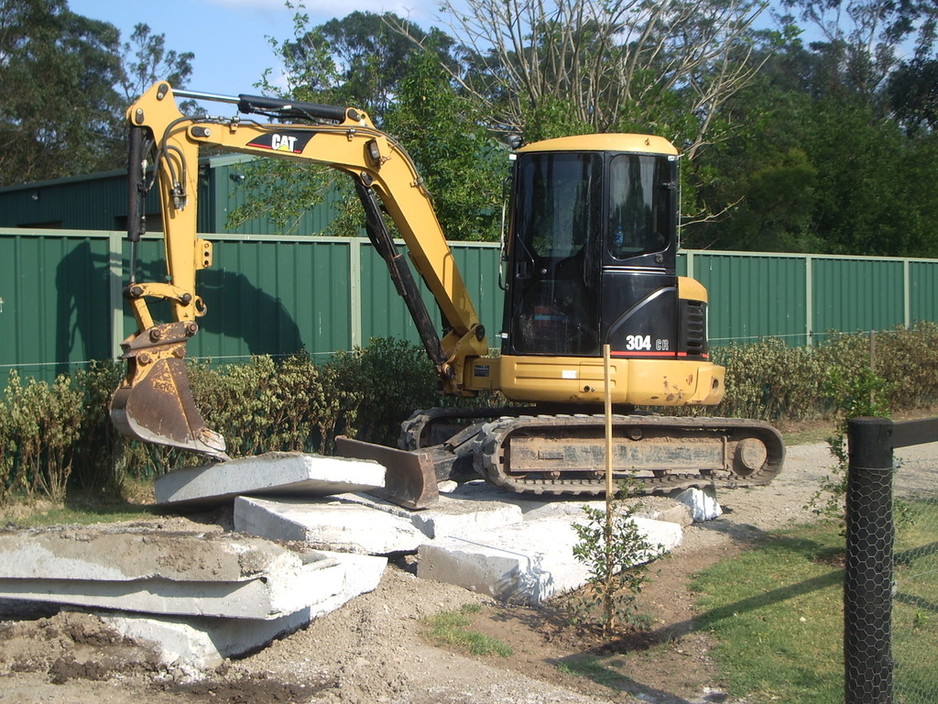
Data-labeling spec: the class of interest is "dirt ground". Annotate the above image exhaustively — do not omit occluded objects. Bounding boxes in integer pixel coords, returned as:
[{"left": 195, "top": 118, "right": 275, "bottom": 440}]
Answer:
[{"left": 1, "top": 437, "right": 935, "bottom": 704}]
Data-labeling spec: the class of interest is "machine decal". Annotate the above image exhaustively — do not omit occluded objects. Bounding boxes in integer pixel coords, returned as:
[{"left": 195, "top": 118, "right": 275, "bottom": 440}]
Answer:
[
  {"left": 624, "top": 334, "right": 652, "bottom": 351},
  {"left": 611, "top": 350, "right": 709, "bottom": 359},
  {"left": 245, "top": 132, "right": 314, "bottom": 154}
]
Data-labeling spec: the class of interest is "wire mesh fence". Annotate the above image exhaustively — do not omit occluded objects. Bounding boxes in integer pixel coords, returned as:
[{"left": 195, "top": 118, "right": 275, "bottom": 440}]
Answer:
[
  {"left": 845, "top": 417, "right": 938, "bottom": 704},
  {"left": 892, "top": 485, "right": 938, "bottom": 702}
]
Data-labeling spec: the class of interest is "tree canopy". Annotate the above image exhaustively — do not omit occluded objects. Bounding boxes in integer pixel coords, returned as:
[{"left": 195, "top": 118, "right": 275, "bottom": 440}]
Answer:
[
  {"left": 0, "top": 0, "right": 194, "bottom": 187},
  {"left": 4, "top": 0, "right": 937, "bottom": 257},
  {"left": 254, "top": 1, "right": 936, "bottom": 255}
]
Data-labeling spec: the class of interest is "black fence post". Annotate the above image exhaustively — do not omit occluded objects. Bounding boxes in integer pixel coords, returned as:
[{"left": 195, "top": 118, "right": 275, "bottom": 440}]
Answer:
[{"left": 844, "top": 417, "right": 894, "bottom": 704}]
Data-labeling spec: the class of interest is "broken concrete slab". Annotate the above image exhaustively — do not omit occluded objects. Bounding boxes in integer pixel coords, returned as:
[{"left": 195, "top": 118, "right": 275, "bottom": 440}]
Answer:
[
  {"left": 0, "top": 525, "right": 296, "bottom": 582},
  {"left": 644, "top": 501, "right": 694, "bottom": 527},
  {"left": 154, "top": 451, "right": 385, "bottom": 507},
  {"left": 338, "top": 491, "right": 525, "bottom": 540},
  {"left": 418, "top": 480, "right": 691, "bottom": 531},
  {"left": 101, "top": 552, "right": 387, "bottom": 669},
  {"left": 676, "top": 487, "right": 723, "bottom": 522},
  {"left": 416, "top": 515, "right": 682, "bottom": 605},
  {"left": 0, "top": 526, "right": 348, "bottom": 619},
  {"left": 233, "top": 496, "right": 426, "bottom": 555}
]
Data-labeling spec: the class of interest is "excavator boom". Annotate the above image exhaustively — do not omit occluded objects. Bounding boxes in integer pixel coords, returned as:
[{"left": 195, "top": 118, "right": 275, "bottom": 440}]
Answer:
[{"left": 110, "top": 83, "right": 488, "bottom": 463}]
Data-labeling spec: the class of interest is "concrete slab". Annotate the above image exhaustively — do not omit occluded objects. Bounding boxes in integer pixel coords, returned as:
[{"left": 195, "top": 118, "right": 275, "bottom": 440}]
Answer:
[
  {"left": 0, "top": 527, "right": 349, "bottom": 619},
  {"left": 100, "top": 552, "right": 387, "bottom": 669},
  {"left": 0, "top": 525, "right": 298, "bottom": 582},
  {"left": 417, "top": 515, "right": 682, "bottom": 605},
  {"left": 338, "top": 491, "right": 525, "bottom": 540},
  {"left": 233, "top": 496, "right": 426, "bottom": 555},
  {"left": 154, "top": 451, "right": 385, "bottom": 507},
  {"left": 676, "top": 487, "right": 723, "bottom": 522},
  {"left": 414, "top": 480, "right": 690, "bottom": 531}
]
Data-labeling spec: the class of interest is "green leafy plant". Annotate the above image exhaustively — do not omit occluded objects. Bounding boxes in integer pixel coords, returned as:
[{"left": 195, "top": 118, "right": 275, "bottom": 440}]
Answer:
[
  {"left": 568, "top": 488, "right": 660, "bottom": 634},
  {"left": 2, "top": 371, "right": 83, "bottom": 503},
  {"left": 807, "top": 364, "right": 893, "bottom": 522},
  {"left": 329, "top": 337, "right": 439, "bottom": 446}
]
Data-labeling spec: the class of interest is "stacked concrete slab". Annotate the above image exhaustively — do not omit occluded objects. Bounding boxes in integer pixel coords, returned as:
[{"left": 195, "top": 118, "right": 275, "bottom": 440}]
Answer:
[
  {"left": 0, "top": 449, "right": 717, "bottom": 667},
  {"left": 100, "top": 551, "right": 385, "bottom": 668},
  {"left": 232, "top": 477, "right": 691, "bottom": 606},
  {"left": 0, "top": 525, "right": 386, "bottom": 668},
  {"left": 0, "top": 452, "right": 391, "bottom": 668}
]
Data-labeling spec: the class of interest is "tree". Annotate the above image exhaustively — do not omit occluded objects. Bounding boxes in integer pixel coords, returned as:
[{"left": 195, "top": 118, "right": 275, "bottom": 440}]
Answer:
[
  {"left": 779, "top": 0, "right": 937, "bottom": 101},
  {"left": 232, "top": 11, "right": 504, "bottom": 241},
  {"left": 315, "top": 11, "right": 455, "bottom": 117},
  {"left": 118, "top": 23, "right": 195, "bottom": 102},
  {"left": 0, "top": 3, "right": 197, "bottom": 187},
  {"left": 432, "top": 0, "right": 776, "bottom": 158},
  {"left": 0, "top": 0, "right": 123, "bottom": 185},
  {"left": 887, "top": 58, "right": 938, "bottom": 135},
  {"left": 384, "top": 48, "right": 504, "bottom": 241}
]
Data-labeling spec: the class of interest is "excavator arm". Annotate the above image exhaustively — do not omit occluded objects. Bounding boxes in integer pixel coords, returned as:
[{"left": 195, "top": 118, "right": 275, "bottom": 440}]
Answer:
[{"left": 111, "top": 82, "right": 489, "bottom": 459}]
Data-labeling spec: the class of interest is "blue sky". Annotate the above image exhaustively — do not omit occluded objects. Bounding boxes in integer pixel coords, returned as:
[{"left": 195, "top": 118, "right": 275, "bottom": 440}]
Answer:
[{"left": 69, "top": 0, "right": 436, "bottom": 99}]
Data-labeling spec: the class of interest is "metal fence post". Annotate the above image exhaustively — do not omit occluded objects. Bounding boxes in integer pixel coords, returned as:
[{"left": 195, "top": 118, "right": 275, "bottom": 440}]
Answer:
[{"left": 845, "top": 417, "right": 894, "bottom": 704}]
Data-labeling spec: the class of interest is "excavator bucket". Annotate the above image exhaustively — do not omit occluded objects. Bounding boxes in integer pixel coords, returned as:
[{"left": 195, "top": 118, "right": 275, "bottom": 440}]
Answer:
[
  {"left": 110, "top": 322, "right": 229, "bottom": 461},
  {"left": 334, "top": 436, "right": 439, "bottom": 509}
]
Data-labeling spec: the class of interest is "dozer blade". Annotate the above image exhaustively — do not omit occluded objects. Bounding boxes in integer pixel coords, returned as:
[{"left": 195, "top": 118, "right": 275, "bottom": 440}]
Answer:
[
  {"left": 334, "top": 436, "right": 439, "bottom": 509},
  {"left": 110, "top": 322, "right": 229, "bottom": 461}
]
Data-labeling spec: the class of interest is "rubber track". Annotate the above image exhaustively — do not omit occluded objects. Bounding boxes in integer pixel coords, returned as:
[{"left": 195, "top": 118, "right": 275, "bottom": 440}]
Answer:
[{"left": 472, "top": 414, "right": 785, "bottom": 496}]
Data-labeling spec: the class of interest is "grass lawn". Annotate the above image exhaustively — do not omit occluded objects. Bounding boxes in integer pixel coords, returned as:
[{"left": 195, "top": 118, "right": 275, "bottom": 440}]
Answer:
[{"left": 690, "top": 503, "right": 938, "bottom": 704}]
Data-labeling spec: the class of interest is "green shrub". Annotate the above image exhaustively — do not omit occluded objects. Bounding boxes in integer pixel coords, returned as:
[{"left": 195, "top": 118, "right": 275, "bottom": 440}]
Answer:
[
  {"left": 70, "top": 361, "right": 130, "bottom": 493},
  {"left": 873, "top": 322, "right": 938, "bottom": 408},
  {"left": 328, "top": 338, "right": 440, "bottom": 446},
  {"left": 714, "top": 338, "right": 828, "bottom": 420},
  {"left": 2, "top": 371, "right": 82, "bottom": 503},
  {"left": 4, "top": 326, "right": 938, "bottom": 504},
  {"left": 0, "top": 398, "right": 12, "bottom": 500},
  {"left": 191, "top": 353, "right": 359, "bottom": 457}
]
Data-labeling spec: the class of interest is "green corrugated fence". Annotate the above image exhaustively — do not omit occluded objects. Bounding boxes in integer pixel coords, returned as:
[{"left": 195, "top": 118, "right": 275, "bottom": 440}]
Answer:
[{"left": 2, "top": 228, "right": 937, "bottom": 382}]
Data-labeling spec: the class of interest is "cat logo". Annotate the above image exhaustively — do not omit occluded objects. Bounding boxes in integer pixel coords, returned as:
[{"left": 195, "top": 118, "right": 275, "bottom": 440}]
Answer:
[
  {"left": 271, "top": 134, "right": 298, "bottom": 152},
  {"left": 246, "top": 131, "right": 313, "bottom": 154}
]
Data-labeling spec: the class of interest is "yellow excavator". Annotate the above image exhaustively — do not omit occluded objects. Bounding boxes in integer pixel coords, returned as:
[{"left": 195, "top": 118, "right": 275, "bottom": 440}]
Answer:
[{"left": 111, "top": 82, "right": 784, "bottom": 504}]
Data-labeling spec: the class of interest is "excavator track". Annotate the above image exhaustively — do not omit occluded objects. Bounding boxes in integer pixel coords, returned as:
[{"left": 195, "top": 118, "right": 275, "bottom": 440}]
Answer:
[
  {"left": 400, "top": 406, "right": 532, "bottom": 450},
  {"left": 471, "top": 414, "right": 784, "bottom": 495}
]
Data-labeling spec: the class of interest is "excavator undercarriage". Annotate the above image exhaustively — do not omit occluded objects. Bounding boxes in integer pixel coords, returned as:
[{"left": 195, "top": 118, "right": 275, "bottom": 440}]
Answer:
[{"left": 397, "top": 408, "right": 784, "bottom": 496}]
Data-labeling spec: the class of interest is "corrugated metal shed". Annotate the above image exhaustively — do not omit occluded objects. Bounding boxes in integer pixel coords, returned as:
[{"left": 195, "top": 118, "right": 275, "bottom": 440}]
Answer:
[{"left": 0, "top": 156, "right": 340, "bottom": 236}]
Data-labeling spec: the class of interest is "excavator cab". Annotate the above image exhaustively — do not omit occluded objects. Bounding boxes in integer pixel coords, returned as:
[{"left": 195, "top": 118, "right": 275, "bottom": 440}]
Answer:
[
  {"left": 504, "top": 139, "right": 681, "bottom": 359},
  {"left": 495, "top": 135, "right": 710, "bottom": 406}
]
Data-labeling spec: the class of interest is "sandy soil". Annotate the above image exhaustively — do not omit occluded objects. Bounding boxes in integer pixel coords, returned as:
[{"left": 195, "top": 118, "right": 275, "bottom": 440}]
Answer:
[{"left": 0, "top": 439, "right": 934, "bottom": 704}]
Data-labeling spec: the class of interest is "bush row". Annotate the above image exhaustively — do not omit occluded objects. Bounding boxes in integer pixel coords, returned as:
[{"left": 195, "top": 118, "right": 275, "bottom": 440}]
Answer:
[
  {"left": 2, "top": 326, "right": 938, "bottom": 503},
  {"left": 711, "top": 322, "right": 938, "bottom": 421}
]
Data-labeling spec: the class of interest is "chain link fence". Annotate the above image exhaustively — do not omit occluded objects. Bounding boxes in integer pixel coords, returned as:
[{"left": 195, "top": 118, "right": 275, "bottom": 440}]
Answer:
[{"left": 845, "top": 417, "right": 938, "bottom": 704}]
